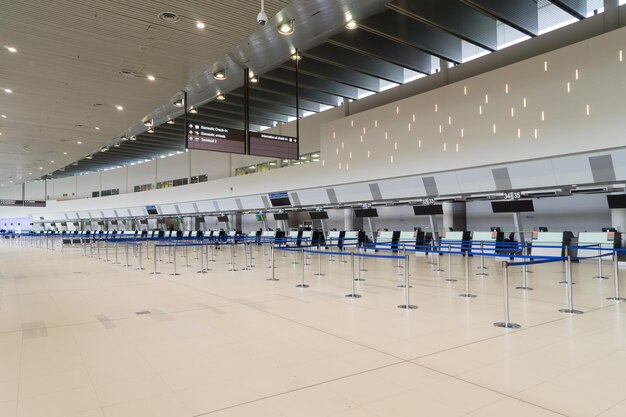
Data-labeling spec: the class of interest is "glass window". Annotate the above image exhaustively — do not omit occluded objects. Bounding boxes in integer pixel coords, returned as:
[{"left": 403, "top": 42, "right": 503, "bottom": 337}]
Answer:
[
  {"left": 92, "top": 191, "right": 100, "bottom": 198},
  {"left": 198, "top": 174, "right": 208, "bottom": 182}
]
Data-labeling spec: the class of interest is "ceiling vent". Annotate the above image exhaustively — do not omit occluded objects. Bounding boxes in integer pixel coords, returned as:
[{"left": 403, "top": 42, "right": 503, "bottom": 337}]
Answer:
[{"left": 158, "top": 12, "right": 179, "bottom": 22}]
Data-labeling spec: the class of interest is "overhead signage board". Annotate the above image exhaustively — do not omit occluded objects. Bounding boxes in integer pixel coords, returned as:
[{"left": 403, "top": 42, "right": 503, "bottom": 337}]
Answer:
[
  {"left": 0, "top": 199, "right": 46, "bottom": 207},
  {"left": 249, "top": 132, "right": 299, "bottom": 159},
  {"left": 186, "top": 122, "right": 246, "bottom": 154}
]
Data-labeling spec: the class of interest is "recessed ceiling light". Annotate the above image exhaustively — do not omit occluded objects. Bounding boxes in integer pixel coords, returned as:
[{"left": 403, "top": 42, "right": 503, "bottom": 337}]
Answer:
[
  {"left": 76, "top": 141, "right": 82, "bottom": 144},
  {"left": 290, "top": 52, "right": 302, "bottom": 61},
  {"left": 143, "top": 120, "right": 153, "bottom": 127},
  {"left": 196, "top": 21, "right": 205, "bottom": 29},
  {"left": 130, "top": 135, "right": 137, "bottom": 140},
  {"left": 189, "top": 106, "right": 198, "bottom": 114},
  {"left": 28, "top": 172, "right": 32, "bottom": 175},
  {"left": 166, "top": 118, "right": 175, "bottom": 124},
  {"left": 216, "top": 93, "right": 226, "bottom": 101},
  {"left": 3, "top": 88, "right": 12, "bottom": 93},
  {"left": 63, "top": 152, "right": 68, "bottom": 155},
  {"left": 278, "top": 20, "right": 294, "bottom": 35},
  {"left": 249, "top": 75, "right": 259, "bottom": 83},
  {"left": 147, "top": 127, "right": 155, "bottom": 133},
  {"left": 147, "top": 74, "right": 156, "bottom": 81},
  {"left": 113, "top": 143, "right": 120, "bottom": 147},
  {"left": 345, "top": 19, "right": 358, "bottom": 30},
  {"left": 50, "top": 160, "right": 54, "bottom": 163},
  {"left": 101, "top": 147, "right": 108, "bottom": 152},
  {"left": 86, "top": 155, "right": 93, "bottom": 159},
  {"left": 5, "top": 46, "right": 17, "bottom": 53},
  {"left": 1, "top": 115, "right": 6, "bottom": 118},
  {"left": 94, "top": 126, "right": 100, "bottom": 130},
  {"left": 39, "top": 166, "right": 43, "bottom": 169},
  {"left": 115, "top": 105, "right": 124, "bottom": 111},
  {"left": 158, "top": 12, "right": 179, "bottom": 22},
  {"left": 213, "top": 70, "right": 227, "bottom": 80}
]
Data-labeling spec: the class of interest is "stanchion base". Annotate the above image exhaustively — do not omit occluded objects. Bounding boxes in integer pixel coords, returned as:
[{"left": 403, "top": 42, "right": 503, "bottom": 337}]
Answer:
[
  {"left": 314, "top": 273, "right": 326, "bottom": 276},
  {"left": 606, "top": 297, "right": 626, "bottom": 301},
  {"left": 444, "top": 279, "right": 458, "bottom": 282},
  {"left": 328, "top": 259, "right": 336, "bottom": 262},
  {"left": 494, "top": 322, "right": 521, "bottom": 329},
  {"left": 242, "top": 267, "right": 251, "bottom": 271},
  {"left": 169, "top": 273, "right": 181, "bottom": 276},
  {"left": 228, "top": 268, "right": 238, "bottom": 272},
  {"left": 559, "top": 280, "right": 576, "bottom": 284},
  {"left": 593, "top": 276, "right": 609, "bottom": 280},
  {"left": 397, "top": 304, "right": 418, "bottom": 309},
  {"left": 197, "top": 270, "right": 209, "bottom": 274},
  {"left": 559, "top": 308, "right": 584, "bottom": 314},
  {"left": 515, "top": 286, "right": 534, "bottom": 290},
  {"left": 476, "top": 266, "right": 489, "bottom": 270},
  {"left": 345, "top": 294, "right": 362, "bottom": 298},
  {"left": 397, "top": 284, "right": 413, "bottom": 288},
  {"left": 295, "top": 284, "right": 309, "bottom": 288},
  {"left": 135, "top": 268, "right": 146, "bottom": 271},
  {"left": 354, "top": 278, "right": 366, "bottom": 282},
  {"left": 266, "top": 278, "right": 280, "bottom": 281},
  {"left": 359, "top": 269, "right": 368, "bottom": 272},
  {"left": 459, "top": 293, "right": 477, "bottom": 298},
  {"left": 476, "top": 272, "right": 488, "bottom": 276},
  {"left": 149, "top": 272, "right": 161, "bottom": 275},
  {"left": 433, "top": 268, "right": 444, "bottom": 272}
]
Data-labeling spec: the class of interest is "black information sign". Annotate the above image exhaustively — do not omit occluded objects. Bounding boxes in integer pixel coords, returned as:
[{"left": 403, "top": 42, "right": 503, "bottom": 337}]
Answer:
[
  {"left": 187, "top": 122, "right": 246, "bottom": 154},
  {"left": 0, "top": 199, "right": 46, "bottom": 207},
  {"left": 249, "top": 132, "right": 299, "bottom": 159}
]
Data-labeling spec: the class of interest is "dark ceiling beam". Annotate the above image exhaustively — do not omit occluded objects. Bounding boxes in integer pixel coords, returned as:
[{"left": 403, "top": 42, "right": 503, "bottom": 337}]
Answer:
[
  {"left": 281, "top": 59, "right": 380, "bottom": 92},
  {"left": 252, "top": 78, "right": 341, "bottom": 107},
  {"left": 191, "top": 108, "right": 272, "bottom": 128},
  {"left": 359, "top": 9, "right": 463, "bottom": 63},
  {"left": 229, "top": 88, "right": 321, "bottom": 112},
  {"left": 263, "top": 67, "right": 360, "bottom": 99},
  {"left": 388, "top": 0, "right": 498, "bottom": 51},
  {"left": 328, "top": 30, "right": 432, "bottom": 75},
  {"left": 460, "top": 0, "right": 539, "bottom": 37},
  {"left": 202, "top": 95, "right": 294, "bottom": 121},
  {"left": 549, "top": 0, "right": 587, "bottom": 20},
  {"left": 304, "top": 43, "right": 405, "bottom": 84}
]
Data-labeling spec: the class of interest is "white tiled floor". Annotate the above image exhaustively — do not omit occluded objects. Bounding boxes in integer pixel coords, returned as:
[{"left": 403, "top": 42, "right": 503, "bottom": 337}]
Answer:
[{"left": 0, "top": 240, "right": 625, "bottom": 417}]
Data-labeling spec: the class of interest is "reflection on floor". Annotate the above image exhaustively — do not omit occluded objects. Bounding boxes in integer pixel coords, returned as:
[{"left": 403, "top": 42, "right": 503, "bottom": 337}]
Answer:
[{"left": 0, "top": 241, "right": 625, "bottom": 417}]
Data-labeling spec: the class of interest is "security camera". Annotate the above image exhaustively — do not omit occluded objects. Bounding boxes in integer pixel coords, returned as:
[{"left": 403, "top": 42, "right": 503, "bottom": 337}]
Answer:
[{"left": 257, "top": 10, "right": 268, "bottom": 26}]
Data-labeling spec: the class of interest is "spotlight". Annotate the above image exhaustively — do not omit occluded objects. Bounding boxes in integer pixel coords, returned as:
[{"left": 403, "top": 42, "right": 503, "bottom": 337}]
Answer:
[
  {"left": 290, "top": 52, "right": 302, "bottom": 61},
  {"left": 345, "top": 19, "right": 358, "bottom": 30},
  {"left": 143, "top": 120, "right": 153, "bottom": 127},
  {"left": 173, "top": 98, "right": 185, "bottom": 107},
  {"left": 86, "top": 155, "right": 93, "bottom": 160},
  {"left": 278, "top": 20, "right": 294, "bottom": 35},
  {"left": 147, "top": 127, "right": 155, "bottom": 133},
  {"left": 196, "top": 21, "right": 205, "bottom": 29},
  {"left": 115, "top": 105, "right": 124, "bottom": 111},
  {"left": 216, "top": 92, "right": 226, "bottom": 101},
  {"left": 249, "top": 74, "right": 259, "bottom": 83},
  {"left": 129, "top": 135, "right": 137, "bottom": 141},
  {"left": 100, "top": 147, "right": 108, "bottom": 152},
  {"left": 189, "top": 106, "right": 198, "bottom": 114},
  {"left": 213, "top": 70, "right": 227, "bottom": 80},
  {"left": 3, "top": 88, "right": 12, "bottom": 93},
  {"left": 122, "top": 136, "right": 129, "bottom": 141},
  {"left": 147, "top": 74, "right": 156, "bottom": 81},
  {"left": 166, "top": 117, "right": 175, "bottom": 124},
  {"left": 5, "top": 46, "right": 17, "bottom": 53}
]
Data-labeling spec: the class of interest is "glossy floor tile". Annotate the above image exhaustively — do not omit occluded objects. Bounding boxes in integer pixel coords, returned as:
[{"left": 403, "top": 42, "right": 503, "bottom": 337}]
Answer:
[{"left": 1, "top": 240, "right": 625, "bottom": 416}]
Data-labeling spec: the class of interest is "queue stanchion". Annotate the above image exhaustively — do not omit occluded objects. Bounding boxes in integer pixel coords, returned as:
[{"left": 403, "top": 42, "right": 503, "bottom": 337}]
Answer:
[
  {"left": 433, "top": 245, "right": 444, "bottom": 272},
  {"left": 170, "top": 245, "right": 180, "bottom": 276},
  {"left": 184, "top": 245, "right": 191, "bottom": 268},
  {"left": 105, "top": 241, "right": 110, "bottom": 262},
  {"left": 292, "top": 246, "right": 298, "bottom": 265},
  {"left": 445, "top": 245, "right": 457, "bottom": 282},
  {"left": 396, "top": 244, "right": 404, "bottom": 269},
  {"left": 476, "top": 242, "right": 488, "bottom": 276},
  {"left": 559, "top": 255, "right": 584, "bottom": 314},
  {"left": 314, "top": 245, "right": 325, "bottom": 276},
  {"left": 494, "top": 262, "right": 521, "bottom": 329},
  {"left": 558, "top": 246, "right": 574, "bottom": 285},
  {"left": 345, "top": 252, "right": 361, "bottom": 298},
  {"left": 267, "top": 245, "right": 278, "bottom": 281},
  {"left": 228, "top": 243, "right": 237, "bottom": 271},
  {"left": 167, "top": 245, "right": 173, "bottom": 264},
  {"left": 296, "top": 249, "right": 309, "bottom": 288},
  {"left": 135, "top": 243, "right": 145, "bottom": 270},
  {"left": 328, "top": 238, "right": 335, "bottom": 262},
  {"left": 593, "top": 244, "right": 609, "bottom": 279},
  {"left": 516, "top": 246, "right": 533, "bottom": 290},
  {"left": 242, "top": 242, "right": 251, "bottom": 271},
  {"left": 150, "top": 246, "right": 160, "bottom": 275},
  {"left": 398, "top": 255, "right": 417, "bottom": 309},
  {"left": 114, "top": 242, "right": 120, "bottom": 264},
  {"left": 459, "top": 250, "right": 477, "bottom": 298},
  {"left": 124, "top": 243, "right": 130, "bottom": 267},
  {"left": 197, "top": 244, "right": 208, "bottom": 274},
  {"left": 355, "top": 247, "right": 365, "bottom": 282},
  {"left": 210, "top": 242, "right": 215, "bottom": 262},
  {"left": 607, "top": 251, "right": 626, "bottom": 301}
]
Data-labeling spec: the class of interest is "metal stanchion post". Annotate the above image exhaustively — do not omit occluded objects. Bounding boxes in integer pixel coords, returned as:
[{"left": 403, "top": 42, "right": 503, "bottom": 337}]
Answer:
[
  {"left": 210, "top": 243, "right": 215, "bottom": 262},
  {"left": 398, "top": 255, "right": 417, "bottom": 309},
  {"left": 114, "top": 242, "right": 119, "bottom": 264},
  {"left": 314, "top": 246, "right": 325, "bottom": 276},
  {"left": 476, "top": 242, "right": 488, "bottom": 276},
  {"left": 607, "top": 252, "right": 626, "bottom": 301},
  {"left": 292, "top": 248, "right": 298, "bottom": 265},
  {"left": 459, "top": 251, "right": 477, "bottom": 298},
  {"left": 516, "top": 246, "right": 533, "bottom": 290},
  {"left": 296, "top": 249, "right": 309, "bottom": 288},
  {"left": 124, "top": 243, "right": 130, "bottom": 267},
  {"left": 559, "top": 246, "right": 574, "bottom": 285},
  {"left": 345, "top": 252, "right": 361, "bottom": 298},
  {"left": 105, "top": 241, "right": 110, "bottom": 262},
  {"left": 136, "top": 243, "right": 145, "bottom": 270},
  {"left": 197, "top": 244, "right": 208, "bottom": 274},
  {"left": 150, "top": 245, "right": 160, "bottom": 274},
  {"left": 242, "top": 242, "right": 250, "bottom": 271},
  {"left": 229, "top": 244, "right": 237, "bottom": 271},
  {"left": 494, "top": 262, "right": 521, "bottom": 328},
  {"left": 267, "top": 245, "right": 278, "bottom": 281},
  {"left": 329, "top": 238, "right": 335, "bottom": 262},
  {"left": 433, "top": 245, "right": 444, "bottom": 272},
  {"left": 167, "top": 245, "right": 173, "bottom": 264},
  {"left": 445, "top": 245, "right": 457, "bottom": 282},
  {"left": 559, "top": 255, "right": 583, "bottom": 314},
  {"left": 355, "top": 249, "right": 365, "bottom": 282},
  {"left": 170, "top": 245, "right": 180, "bottom": 276},
  {"left": 593, "top": 244, "right": 608, "bottom": 279}
]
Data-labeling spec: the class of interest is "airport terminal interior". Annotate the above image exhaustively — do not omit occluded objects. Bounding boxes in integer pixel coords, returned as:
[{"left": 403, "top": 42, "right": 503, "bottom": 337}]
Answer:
[{"left": 2, "top": 1, "right": 626, "bottom": 416}]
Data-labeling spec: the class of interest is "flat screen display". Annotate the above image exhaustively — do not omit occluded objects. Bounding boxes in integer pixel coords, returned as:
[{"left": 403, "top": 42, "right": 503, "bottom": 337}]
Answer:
[
  {"left": 309, "top": 211, "right": 329, "bottom": 220},
  {"left": 354, "top": 208, "right": 378, "bottom": 218},
  {"left": 269, "top": 192, "right": 291, "bottom": 207},
  {"left": 61, "top": 222, "right": 67, "bottom": 226},
  {"left": 273, "top": 213, "right": 289, "bottom": 220},
  {"left": 249, "top": 132, "right": 299, "bottom": 159},
  {"left": 111, "top": 220, "right": 118, "bottom": 225},
  {"left": 217, "top": 216, "right": 229, "bottom": 222},
  {"left": 413, "top": 205, "right": 444, "bottom": 215},
  {"left": 491, "top": 200, "right": 535, "bottom": 213},
  {"left": 146, "top": 205, "right": 158, "bottom": 215},
  {"left": 186, "top": 122, "right": 246, "bottom": 154},
  {"left": 607, "top": 194, "right": 626, "bottom": 209},
  {"left": 139, "top": 220, "right": 148, "bottom": 224}
]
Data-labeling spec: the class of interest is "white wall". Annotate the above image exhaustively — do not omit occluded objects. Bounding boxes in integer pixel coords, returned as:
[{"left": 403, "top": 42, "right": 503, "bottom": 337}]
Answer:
[
  {"left": 102, "top": 167, "right": 128, "bottom": 193},
  {"left": 77, "top": 173, "right": 100, "bottom": 198},
  {"left": 128, "top": 162, "right": 155, "bottom": 189}
]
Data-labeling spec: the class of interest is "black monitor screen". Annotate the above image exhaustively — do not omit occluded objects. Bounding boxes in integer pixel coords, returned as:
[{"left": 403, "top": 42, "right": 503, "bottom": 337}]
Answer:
[
  {"left": 354, "top": 208, "right": 378, "bottom": 218},
  {"left": 146, "top": 205, "right": 158, "bottom": 215},
  {"left": 61, "top": 222, "right": 67, "bottom": 226},
  {"left": 490, "top": 227, "right": 502, "bottom": 232},
  {"left": 217, "top": 216, "right": 229, "bottom": 222},
  {"left": 269, "top": 192, "right": 291, "bottom": 207},
  {"left": 139, "top": 220, "right": 148, "bottom": 225},
  {"left": 309, "top": 211, "right": 329, "bottom": 220},
  {"left": 111, "top": 220, "right": 118, "bottom": 225},
  {"left": 413, "top": 205, "right": 444, "bottom": 215},
  {"left": 273, "top": 213, "right": 289, "bottom": 220},
  {"left": 491, "top": 200, "right": 535, "bottom": 213},
  {"left": 607, "top": 194, "right": 626, "bottom": 209},
  {"left": 97, "top": 221, "right": 104, "bottom": 226}
]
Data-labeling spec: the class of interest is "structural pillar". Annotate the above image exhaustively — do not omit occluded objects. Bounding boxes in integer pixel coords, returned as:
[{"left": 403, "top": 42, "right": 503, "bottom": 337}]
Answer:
[
  {"left": 443, "top": 202, "right": 467, "bottom": 231},
  {"left": 604, "top": 0, "right": 621, "bottom": 31}
]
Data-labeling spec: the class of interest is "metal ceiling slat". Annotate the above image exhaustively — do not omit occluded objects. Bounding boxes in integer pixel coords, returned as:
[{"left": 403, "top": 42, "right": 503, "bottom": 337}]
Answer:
[
  {"left": 360, "top": 9, "right": 463, "bottom": 64},
  {"left": 281, "top": 60, "right": 381, "bottom": 92},
  {"left": 263, "top": 68, "right": 360, "bottom": 100},
  {"left": 460, "top": 0, "right": 539, "bottom": 37},
  {"left": 203, "top": 101, "right": 292, "bottom": 123},
  {"left": 549, "top": 0, "right": 587, "bottom": 19},
  {"left": 229, "top": 89, "right": 321, "bottom": 113},
  {"left": 305, "top": 43, "right": 406, "bottom": 84},
  {"left": 328, "top": 30, "right": 432, "bottom": 75},
  {"left": 208, "top": 94, "right": 299, "bottom": 119},
  {"left": 388, "top": 0, "right": 498, "bottom": 51},
  {"left": 252, "top": 78, "right": 341, "bottom": 107}
]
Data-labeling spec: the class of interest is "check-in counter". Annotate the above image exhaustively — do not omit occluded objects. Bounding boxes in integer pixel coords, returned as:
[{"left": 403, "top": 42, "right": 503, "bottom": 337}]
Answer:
[
  {"left": 441, "top": 231, "right": 472, "bottom": 253},
  {"left": 531, "top": 231, "right": 574, "bottom": 258},
  {"left": 577, "top": 231, "right": 622, "bottom": 260},
  {"left": 472, "top": 231, "right": 504, "bottom": 254}
]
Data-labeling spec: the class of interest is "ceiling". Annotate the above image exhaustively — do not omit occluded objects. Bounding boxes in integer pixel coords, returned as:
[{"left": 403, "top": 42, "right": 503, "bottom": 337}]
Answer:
[{"left": 0, "top": 0, "right": 601, "bottom": 184}]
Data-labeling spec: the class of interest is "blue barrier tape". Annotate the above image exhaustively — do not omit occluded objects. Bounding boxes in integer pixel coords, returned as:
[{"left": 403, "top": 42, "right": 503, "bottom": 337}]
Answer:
[{"left": 507, "top": 257, "right": 566, "bottom": 267}]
